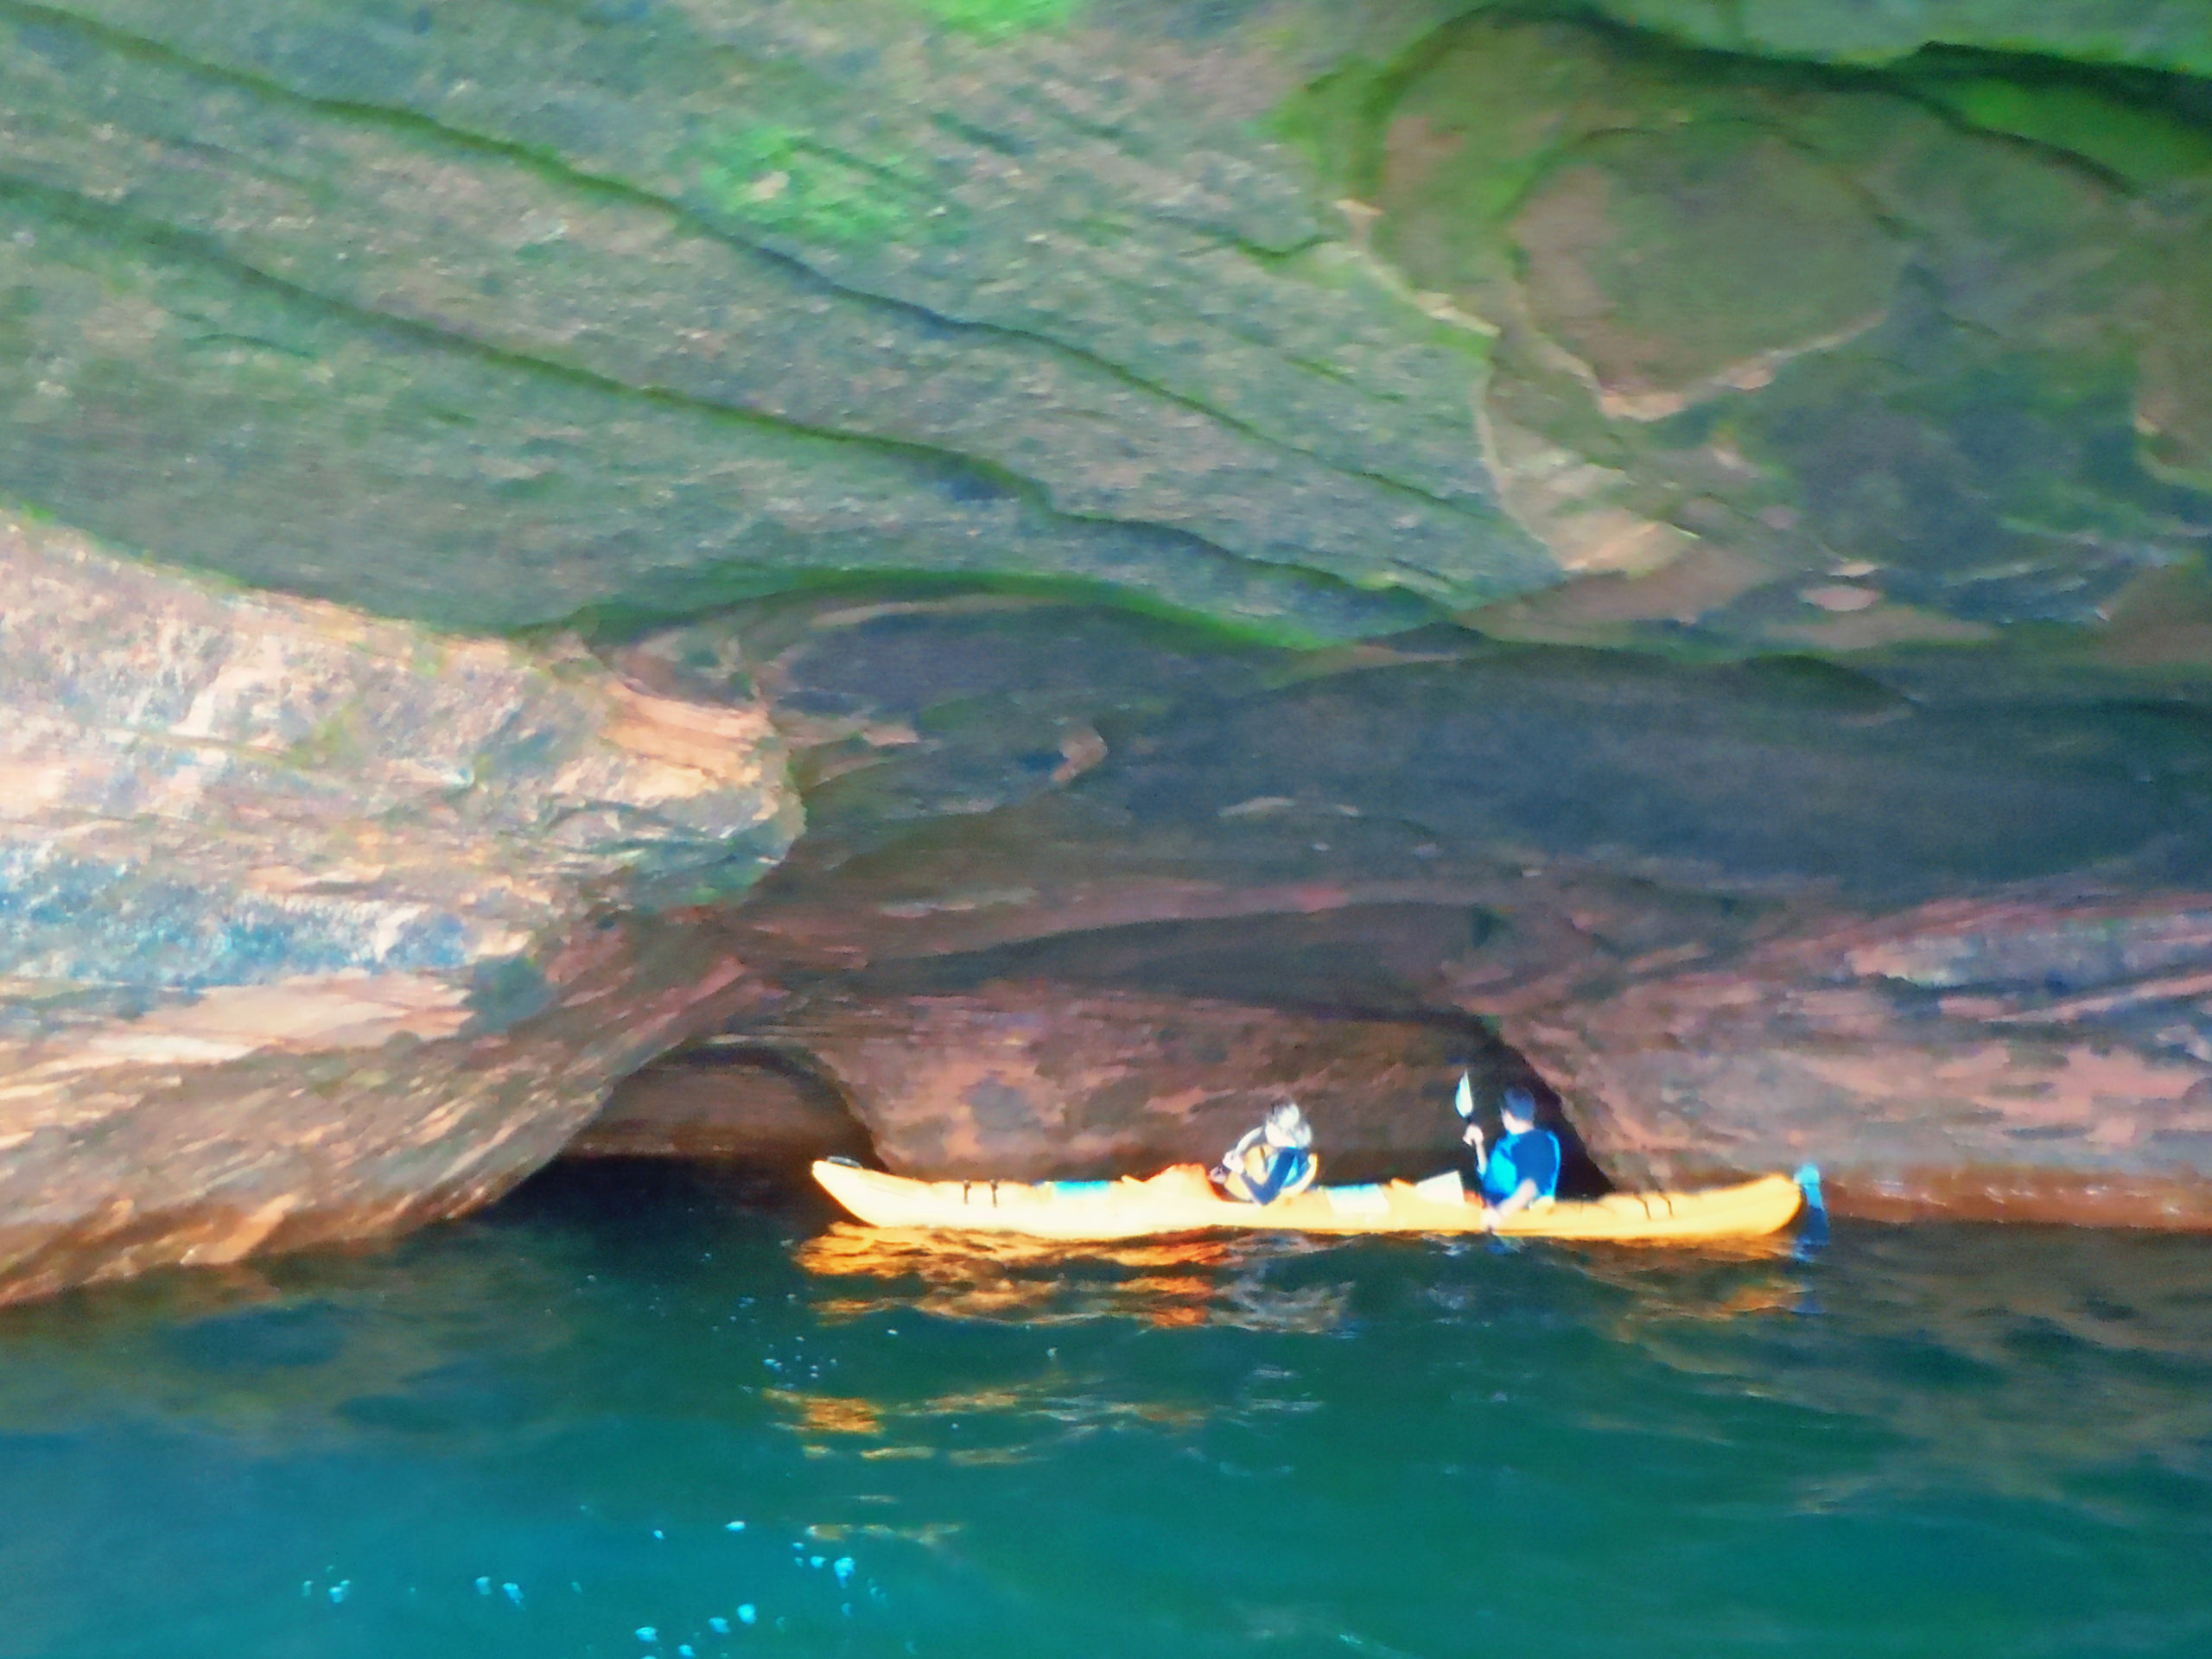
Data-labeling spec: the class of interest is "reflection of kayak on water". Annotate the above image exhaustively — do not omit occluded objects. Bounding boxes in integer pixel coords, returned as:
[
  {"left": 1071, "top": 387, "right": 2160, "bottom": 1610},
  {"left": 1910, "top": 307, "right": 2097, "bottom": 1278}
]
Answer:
[{"left": 811, "top": 1159, "right": 1818, "bottom": 1245}]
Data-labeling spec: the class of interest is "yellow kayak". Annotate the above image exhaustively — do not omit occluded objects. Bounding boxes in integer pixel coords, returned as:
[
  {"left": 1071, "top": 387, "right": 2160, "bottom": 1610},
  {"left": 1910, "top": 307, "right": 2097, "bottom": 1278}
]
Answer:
[{"left": 811, "top": 1160, "right": 1808, "bottom": 1245}]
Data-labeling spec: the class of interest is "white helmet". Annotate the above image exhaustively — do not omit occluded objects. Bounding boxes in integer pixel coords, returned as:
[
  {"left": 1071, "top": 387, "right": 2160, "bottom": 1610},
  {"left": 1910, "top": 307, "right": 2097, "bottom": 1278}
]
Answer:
[{"left": 1262, "top": 1101, "right": 1313, "bottom": 1149}]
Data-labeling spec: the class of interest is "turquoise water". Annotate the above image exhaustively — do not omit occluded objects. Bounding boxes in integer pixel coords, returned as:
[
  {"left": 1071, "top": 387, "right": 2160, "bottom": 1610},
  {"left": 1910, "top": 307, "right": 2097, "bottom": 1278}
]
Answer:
[{"left": 3, "top": 1164, "right": 2209, "bottom": 1659}]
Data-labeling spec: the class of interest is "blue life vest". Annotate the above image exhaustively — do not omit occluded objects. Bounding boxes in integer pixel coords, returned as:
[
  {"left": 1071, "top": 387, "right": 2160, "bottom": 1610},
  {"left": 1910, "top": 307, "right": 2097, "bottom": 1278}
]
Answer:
[
  {"left": 1480, "top": 1129, "right": 1560, "bottom": 1204},
  {"left": 1240, "top": 1145, "right": 1313, "bottom": 1205}
]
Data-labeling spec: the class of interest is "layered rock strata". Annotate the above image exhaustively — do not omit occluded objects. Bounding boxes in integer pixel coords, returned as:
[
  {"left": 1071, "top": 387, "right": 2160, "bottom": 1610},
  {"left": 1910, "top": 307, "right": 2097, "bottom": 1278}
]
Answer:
[
  {"left": 0, "top": 516, "right": 797, "bottom": 1303},
  {"left": 1510, "top": 895, "right": 2212, "bottom": 1224},
  {"left": 575, "top": 1040, "right": 875, "bottom": 1166},
  {"left": 7, "top": 3, "right": 2209, "bottom": 656},
  {"left": 5, "top": 0, "right": 2212, "bottom": 1294},
  {"left": 0, "top": 0, "right": 1553, "bottom": 644},
  {"left": 742, "top": 982, "right": 1559, "bottom": 1185},
  {"left": 642, "top": 592, "right": 2212, "bottom": 1224}
]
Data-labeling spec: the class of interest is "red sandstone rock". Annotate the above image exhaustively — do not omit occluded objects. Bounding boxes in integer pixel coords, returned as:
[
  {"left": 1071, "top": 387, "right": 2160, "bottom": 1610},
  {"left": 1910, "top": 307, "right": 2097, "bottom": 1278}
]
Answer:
[
  {"left": 1500, "top": 893, "right": 2212, "bottom": 1224},
  {"left": 0, "top": 518, "right": 797, "bottom": 1303},
  {"left": 671, "top": 593, "right": 2212, "bottom": 1227},
  {"left": 0, "top": 917, "right": 778, "bottom": 1306},
  {"left": 575, "top": 1041, "right": 874, "bottom": 1164},
  {"left": 747, "top": 980, "right": 1549, "bottom": 1185}
]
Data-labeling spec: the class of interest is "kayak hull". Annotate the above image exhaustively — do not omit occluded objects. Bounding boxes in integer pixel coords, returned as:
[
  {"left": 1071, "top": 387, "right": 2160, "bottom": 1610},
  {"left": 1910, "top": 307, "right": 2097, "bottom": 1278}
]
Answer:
[{"left": 811, "top": 1160, "right": 1806, "bottom": 1244}]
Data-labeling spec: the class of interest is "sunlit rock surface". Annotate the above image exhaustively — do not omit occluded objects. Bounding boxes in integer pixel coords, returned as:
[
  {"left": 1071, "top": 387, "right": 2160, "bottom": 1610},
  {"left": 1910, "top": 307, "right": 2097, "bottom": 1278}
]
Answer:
[{"left": 0, "top": 516, "right": 796, "bottom": 1303}]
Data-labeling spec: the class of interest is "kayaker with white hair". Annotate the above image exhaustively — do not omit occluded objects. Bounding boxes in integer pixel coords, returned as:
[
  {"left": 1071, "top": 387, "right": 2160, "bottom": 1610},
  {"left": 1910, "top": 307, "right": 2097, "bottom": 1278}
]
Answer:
[{"left": 1211, "top": 1101, "right": 1319, "bottom": 1205}]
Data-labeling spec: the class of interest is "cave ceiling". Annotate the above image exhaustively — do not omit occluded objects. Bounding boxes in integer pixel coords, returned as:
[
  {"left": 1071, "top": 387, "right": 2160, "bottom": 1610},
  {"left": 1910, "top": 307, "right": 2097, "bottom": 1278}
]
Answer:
[{"left": 5, "top": 0, "right": 2212, "bottom": 1296}]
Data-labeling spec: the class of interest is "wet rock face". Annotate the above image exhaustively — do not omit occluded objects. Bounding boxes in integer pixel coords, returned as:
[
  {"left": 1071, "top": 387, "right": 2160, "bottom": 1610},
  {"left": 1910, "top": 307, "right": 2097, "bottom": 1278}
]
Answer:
[
  {"left": 748, "top": 981, "right": 1553, "bottom": 1185},
  {"left": 575, "top": 1043, "right": 875, "bottom": 1166},
  {"left": 0, "top": 916, "right": 777, "bottom": 1306},
  {"left": 1586, "top": 1, "right": 2212, "bottom": 78},
  {"left": 1507, "top": 897, "right": 2212, "bottom": 1224},
  {"left": 5, "top": 0, "right": 2212, "bottom": 1287},
  {"left": 0, "top": 518, "right": 795, "bottom": 988},
  {"left": 5, "top": 3, "right": 2210, "bottom": 656},
  {"left": 0, "top": 516, "right": 795, "bottom": 1303},
  {"left": 0, "top": 0, "right": 1551, "bottom": 644},
  {"left": 1346, "top": 12, "right": 2212, "bottom": 652},
  {"left": 1507, "top": 125, "right": 1904, "bottom": 420},
  {"left": 654, "top": 591, "right": 2212, "bottom": 1221}
]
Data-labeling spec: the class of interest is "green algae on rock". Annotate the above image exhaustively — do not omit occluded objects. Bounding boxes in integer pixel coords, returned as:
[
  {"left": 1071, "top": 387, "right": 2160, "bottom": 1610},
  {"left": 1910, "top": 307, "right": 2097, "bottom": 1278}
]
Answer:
[
  {"left": 1291, "top": 9, "right": 2212, "bottom": 653},
  {"left": 0, "top": 0, "right": 1554, "bottom": 638},
  {"left": 901, "top": 0, "right": 1083, "bottom": 38},
  {"left": 1507, "top": 124, "right": 1904, "bottom": 418},
  {"left": 8, "top": 0, "right": 2210, "bottom": 657},
  {"left": 693, "top": 123, "right": 932, "bottom": 245},
  {"left": 1591, "top": 0, "right": 2212, "bottom": 79},
  {"left": 2138, "top": 226, "right": 2212, "bottom": 492}
]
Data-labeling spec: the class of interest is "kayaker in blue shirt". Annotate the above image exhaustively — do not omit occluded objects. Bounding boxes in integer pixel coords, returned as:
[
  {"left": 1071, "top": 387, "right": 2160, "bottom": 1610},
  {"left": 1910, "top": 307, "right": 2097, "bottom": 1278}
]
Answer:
[
  {"left": 1212, "top": 1102, "right": 1319, "bottom": 1205},
  {"left": 1464, "top": 1085, "right": 1560, "bottom": 1228}
]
